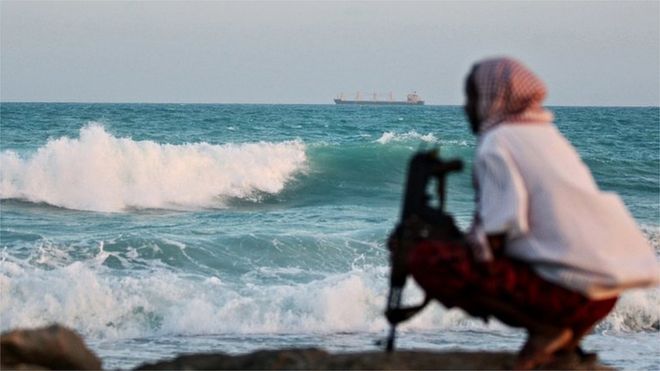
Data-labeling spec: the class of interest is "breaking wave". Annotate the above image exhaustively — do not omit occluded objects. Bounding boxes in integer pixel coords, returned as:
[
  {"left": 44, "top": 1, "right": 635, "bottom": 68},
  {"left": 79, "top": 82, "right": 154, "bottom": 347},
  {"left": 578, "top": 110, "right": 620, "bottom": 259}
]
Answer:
[
  {"left": 375, "top": 131, "right": 438, "bottom": 144},
  {"left": 641, "top": 225, "right": 660, "bottom": 253},
  {"left": 1, "top": 243, "right": 657, "bottom": 340},
  {"left": 0, "top": 124, "right": 307, "bottom": 212}
]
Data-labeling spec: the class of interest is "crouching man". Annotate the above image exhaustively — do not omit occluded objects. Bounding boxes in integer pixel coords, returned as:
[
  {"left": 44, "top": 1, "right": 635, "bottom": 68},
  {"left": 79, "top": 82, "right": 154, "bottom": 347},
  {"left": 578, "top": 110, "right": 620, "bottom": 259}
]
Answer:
[{"left": 400, "top": 57, "right": 659, "bottom": 369}]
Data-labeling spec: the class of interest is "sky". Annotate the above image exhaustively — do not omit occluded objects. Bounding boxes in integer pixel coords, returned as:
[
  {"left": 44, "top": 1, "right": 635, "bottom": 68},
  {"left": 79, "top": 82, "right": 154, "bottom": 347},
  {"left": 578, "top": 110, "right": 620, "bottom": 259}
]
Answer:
[{"left": 1, "top": 1, "right": 658, "bottom": 106}]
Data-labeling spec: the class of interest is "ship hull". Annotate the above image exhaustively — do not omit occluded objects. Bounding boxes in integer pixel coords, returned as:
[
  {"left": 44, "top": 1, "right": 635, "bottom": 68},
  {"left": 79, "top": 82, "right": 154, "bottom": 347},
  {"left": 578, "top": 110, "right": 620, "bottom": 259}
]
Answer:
[{"left": 334, "top": 99, "right": 424, "bottom": 105}]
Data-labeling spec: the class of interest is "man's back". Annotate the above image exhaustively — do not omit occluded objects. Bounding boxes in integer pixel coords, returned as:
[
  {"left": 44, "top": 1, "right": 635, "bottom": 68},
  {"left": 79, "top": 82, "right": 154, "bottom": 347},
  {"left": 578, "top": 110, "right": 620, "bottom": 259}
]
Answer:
[{"left": 476, "top": 123, "right": 658, "bottom": 299}]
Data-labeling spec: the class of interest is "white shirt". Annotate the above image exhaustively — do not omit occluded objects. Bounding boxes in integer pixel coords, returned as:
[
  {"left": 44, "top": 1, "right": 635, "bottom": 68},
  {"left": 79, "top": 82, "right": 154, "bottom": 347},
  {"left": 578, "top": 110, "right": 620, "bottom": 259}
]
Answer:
[{"left": 476, "top": 123, "right": 659, "bottom": 299}]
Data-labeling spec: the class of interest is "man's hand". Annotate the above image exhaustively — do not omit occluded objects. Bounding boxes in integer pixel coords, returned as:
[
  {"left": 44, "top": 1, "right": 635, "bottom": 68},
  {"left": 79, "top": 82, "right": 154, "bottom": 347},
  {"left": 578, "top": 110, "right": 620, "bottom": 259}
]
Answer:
[
  {"left": 487, "top": 234, "right": 506, "bottom": 257},
  {"left": 387, "top": 227, "right": 400, "bottom": 253},
  {"left": 388, "top": 216, "right": 427, "bottom": 255}
]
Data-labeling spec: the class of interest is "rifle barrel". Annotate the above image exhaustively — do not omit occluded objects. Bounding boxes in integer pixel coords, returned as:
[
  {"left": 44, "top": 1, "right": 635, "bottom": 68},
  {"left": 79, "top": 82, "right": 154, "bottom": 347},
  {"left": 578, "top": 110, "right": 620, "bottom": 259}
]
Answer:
[{"left": 386, "top": 326, "right": 396, "bottom": 353}]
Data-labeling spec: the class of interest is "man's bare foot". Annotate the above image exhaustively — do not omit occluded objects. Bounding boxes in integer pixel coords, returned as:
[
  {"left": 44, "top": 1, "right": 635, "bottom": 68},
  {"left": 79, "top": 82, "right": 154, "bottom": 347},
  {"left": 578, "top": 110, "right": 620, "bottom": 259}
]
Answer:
[
  {"left": 556, "top": 325, "right": 596, "bottom": 361},
  {"left": 555, "top": 345, "right": 598, "bottom": 363},
  {"left": 514, "top": 327, "right": 573, "bottom": 369}
]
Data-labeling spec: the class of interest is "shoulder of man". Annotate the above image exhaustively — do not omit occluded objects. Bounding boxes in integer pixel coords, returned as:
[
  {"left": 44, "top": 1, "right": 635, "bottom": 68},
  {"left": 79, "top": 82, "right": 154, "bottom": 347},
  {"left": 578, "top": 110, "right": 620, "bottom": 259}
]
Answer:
[{"left": 477, "top": 127, "right": 509, "bottom": 158}]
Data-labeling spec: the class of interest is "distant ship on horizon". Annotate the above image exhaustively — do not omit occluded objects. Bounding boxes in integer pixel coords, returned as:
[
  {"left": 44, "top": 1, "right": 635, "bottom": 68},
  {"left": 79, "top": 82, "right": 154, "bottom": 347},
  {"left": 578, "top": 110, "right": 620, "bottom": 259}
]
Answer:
[{"left": 334, "top": 91, "right": 424, "bottom": 105}]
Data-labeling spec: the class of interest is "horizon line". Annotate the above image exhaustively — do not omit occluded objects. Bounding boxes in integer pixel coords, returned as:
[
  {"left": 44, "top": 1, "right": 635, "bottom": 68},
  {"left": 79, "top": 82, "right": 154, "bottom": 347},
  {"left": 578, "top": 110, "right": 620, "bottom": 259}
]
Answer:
[{"left": 1, "top": 101, "right": 658, "bottom": 108}]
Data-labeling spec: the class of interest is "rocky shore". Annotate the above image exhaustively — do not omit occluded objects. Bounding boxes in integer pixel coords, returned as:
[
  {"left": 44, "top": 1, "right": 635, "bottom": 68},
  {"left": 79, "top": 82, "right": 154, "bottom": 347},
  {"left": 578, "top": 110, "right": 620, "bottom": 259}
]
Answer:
[
  {"left": 1, "top": 325, "right": 611, "bottom": 370},
  {"left": 135, "top": 347, "right": 611, "bottom": 370}
]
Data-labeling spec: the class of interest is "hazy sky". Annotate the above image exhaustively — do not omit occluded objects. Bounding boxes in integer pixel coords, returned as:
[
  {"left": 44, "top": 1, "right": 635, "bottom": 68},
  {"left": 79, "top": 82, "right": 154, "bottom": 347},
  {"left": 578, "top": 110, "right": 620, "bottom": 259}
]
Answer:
[{"left": 1, "top": 1, "right": 658, "bottom": 105}]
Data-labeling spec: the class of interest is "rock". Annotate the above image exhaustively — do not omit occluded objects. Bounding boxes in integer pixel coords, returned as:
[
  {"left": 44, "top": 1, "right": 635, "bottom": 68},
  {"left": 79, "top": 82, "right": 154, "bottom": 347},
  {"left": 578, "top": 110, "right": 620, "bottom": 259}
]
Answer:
[
  {"left": 0, "top": 324, "right": 613, "bottom": 370},
  {"left": 1, "top": 324, "right": 102, "bottom": 370},
  {"left": 135, "top": 348, "right": 612, "bottom": 370}
]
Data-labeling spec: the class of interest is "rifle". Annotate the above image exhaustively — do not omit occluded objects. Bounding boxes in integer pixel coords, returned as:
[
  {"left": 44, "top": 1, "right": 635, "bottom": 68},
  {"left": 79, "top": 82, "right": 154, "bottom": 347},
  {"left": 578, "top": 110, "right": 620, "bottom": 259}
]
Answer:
[{"left": 384, "top": 149, "right": 463, "bottom": 353}]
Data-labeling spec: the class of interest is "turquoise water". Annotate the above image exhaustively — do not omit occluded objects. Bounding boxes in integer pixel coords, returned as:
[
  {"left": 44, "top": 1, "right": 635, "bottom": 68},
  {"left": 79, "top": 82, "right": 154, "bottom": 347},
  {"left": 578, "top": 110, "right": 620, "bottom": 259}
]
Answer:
[{"left": 1, "top": 103, "right": 658, "bottom": 369}]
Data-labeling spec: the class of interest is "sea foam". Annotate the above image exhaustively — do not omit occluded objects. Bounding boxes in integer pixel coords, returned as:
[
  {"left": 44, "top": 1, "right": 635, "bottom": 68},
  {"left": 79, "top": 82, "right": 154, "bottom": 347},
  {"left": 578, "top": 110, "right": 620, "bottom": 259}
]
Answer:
[
  {"left": 375, "top": 131, "right": 438, "bottom": 144},
  {"left": 1, "top": 246, "right": 657, "bottom": 340},
  {"left": 0, "top": 124, "right": 307, "bottom": 212}
]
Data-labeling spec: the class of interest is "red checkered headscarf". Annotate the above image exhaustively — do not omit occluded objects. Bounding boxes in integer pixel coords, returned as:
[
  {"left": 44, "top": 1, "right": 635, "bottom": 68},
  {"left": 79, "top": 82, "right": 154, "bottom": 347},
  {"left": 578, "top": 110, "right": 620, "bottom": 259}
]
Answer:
[{"left": 471, "top": 57, "right": 553, "bottom": 133}]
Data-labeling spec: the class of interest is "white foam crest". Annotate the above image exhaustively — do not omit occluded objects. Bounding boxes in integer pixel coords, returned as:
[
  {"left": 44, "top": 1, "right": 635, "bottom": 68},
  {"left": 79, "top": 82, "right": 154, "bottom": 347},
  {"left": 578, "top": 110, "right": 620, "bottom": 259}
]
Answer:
[
  {"left": 375, "top": 131, "right": 438, "bottom": 145},
  {"left": 2, "top": 249, "right": 657, "bottom": 341},
  {"left": 0, "top": 124, "right": 307, "bottom": 212},
  {"left": 0, "top": 252, "right": 496, "bottom": 340},
  {"left": 640, "top": 224, "right": 660, "bottom": 253},
  {"left": 599, "top": 288, "right": 660, "bottom": 332}
]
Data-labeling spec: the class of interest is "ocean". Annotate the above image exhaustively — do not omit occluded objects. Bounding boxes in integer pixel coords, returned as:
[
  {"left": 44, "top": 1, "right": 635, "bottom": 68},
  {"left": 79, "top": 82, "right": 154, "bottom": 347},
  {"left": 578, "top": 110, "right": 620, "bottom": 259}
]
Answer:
[{"left": 1, "top": 103, "right": 658, "bottom": 369}]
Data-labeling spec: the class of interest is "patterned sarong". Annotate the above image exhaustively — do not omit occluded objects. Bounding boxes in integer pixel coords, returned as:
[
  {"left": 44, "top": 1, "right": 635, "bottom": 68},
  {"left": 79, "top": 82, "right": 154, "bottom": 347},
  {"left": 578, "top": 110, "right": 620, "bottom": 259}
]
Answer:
[{"left": 408, "top": 240, "right": 617, "bottom": 333}]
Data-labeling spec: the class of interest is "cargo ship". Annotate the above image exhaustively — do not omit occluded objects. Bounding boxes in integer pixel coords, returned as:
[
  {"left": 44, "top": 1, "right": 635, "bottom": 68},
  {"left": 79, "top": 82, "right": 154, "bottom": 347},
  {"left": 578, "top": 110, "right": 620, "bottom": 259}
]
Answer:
[{"left": 334, "top": 91, "right": 424, "bottom": 105}]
